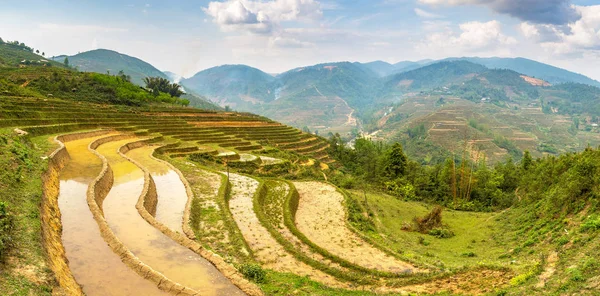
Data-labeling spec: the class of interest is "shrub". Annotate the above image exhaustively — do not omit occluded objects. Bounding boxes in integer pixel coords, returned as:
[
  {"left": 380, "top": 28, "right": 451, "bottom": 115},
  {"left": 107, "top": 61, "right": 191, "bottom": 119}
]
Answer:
[
  {"left": 414, "top": 205, "right": 444, "bottom": 233},
  {"left": 0, "top": 201, "right": 15, "bottom": 259},
  {"left": 428, "top": 228, "right": 455, "bottom": 239},
  {"left": 461, "top": 251, "right": 477, "bottom": 257},
  {"left": 580, "top": 215, "right": 600, "bottom": 232},
  {"left": 189, "top": 197, "right": 202, "bottom": 231},
  {"left": 239, "top": 263, "right": 266, "bottom": 283}
]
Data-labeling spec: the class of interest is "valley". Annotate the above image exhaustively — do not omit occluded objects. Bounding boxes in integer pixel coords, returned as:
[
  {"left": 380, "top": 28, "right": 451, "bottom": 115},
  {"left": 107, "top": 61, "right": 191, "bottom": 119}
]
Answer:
[{"left": 2, "top": 33, "right": 600, "bottom": 296}]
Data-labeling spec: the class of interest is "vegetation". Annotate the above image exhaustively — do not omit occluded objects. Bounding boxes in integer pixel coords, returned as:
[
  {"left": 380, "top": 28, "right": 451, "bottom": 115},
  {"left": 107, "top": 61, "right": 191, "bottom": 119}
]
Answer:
[
  {"left": 0, "top": 130, "right": 54, "bottom": 294},
  {"left": 143, "top": 76, "right": 184, "bottom": 98}
]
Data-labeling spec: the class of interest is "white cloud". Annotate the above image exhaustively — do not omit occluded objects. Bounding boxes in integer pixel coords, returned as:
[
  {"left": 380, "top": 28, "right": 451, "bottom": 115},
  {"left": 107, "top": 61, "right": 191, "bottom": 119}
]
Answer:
[
  {"left": 414, "top": 8, "right": 442, "bottom": 19},
  {"left": 269, "top": 36, "right": 315, "bottom": 48},
  {"left": 519, "top": 5, "right": 600, "bottom": 55},
  {"left": 418, "top": 20, "right": 517, "bottom": 56},
  {"left": 204, "top": 0, "right": 322, "bottom": 35}
]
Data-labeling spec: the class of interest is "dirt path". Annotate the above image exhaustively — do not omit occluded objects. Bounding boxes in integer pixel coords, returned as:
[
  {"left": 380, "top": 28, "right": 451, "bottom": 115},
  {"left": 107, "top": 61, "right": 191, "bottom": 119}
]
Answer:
[
  {"left": 97, "top": 139, "right": 244, "bottom": 296},
  {"left": 60, "top": 135, "right": 166, "bottom": 296},
  {"left": 228, "top": 174, "right": 346, "bottom": 287},
  {"left": 294, "top": 181, "right": 417, "bottom": 273},
  {"left": 536, "top": 251, "right": 558, "bottom": 288}
]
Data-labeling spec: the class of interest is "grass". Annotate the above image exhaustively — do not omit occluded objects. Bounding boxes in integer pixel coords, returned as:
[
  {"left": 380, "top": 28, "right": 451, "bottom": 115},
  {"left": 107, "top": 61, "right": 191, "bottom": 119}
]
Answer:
[
  {"left": 0, "top": 130, "right": 57, "bottom": 295},
  {"left": 350, "top": 190, "right": 517, "bottom": 271}
]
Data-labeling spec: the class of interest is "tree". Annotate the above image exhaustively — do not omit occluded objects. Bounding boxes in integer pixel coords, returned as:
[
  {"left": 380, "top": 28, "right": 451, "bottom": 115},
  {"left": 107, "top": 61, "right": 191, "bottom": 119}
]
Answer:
[
  {"left": 0, "top": 37, "right": 4, "bottom": 44},
  {"left": 36, "top": 49, "right": 40, "bottom": 54},
  {"left": 383, "top": 143, "right": 408, "bottom": 179},
  {"left": 117, "top": 70, "right": 131, "bottom": 83},
  {"left": 143, "top": 77, "right": 184, "bottom": 97},
  {"left": 522, "top": 150, "right": 533, "bottom": 171},
  {"left": 64, "top": 57, "right": 69, "bottom": 67},
  {"left": 42, "top": 52, "right": 45, "bottom": 57}
]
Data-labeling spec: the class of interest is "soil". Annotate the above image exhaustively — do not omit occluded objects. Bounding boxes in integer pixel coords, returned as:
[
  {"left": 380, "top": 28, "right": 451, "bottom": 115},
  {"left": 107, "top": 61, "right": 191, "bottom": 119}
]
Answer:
[
  {"left": 227, "top": 174, "right": 349, "bottom": 288},
  {"left": 294, "top": 181, "right": 417, "bottom": 273}
]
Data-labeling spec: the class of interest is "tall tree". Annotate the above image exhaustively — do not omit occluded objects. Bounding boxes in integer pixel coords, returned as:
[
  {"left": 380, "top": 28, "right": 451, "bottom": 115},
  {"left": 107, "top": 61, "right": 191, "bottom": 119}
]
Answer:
[
  {"left": 63, "top": 57, "right": 69, "bottom": 67},
  {"left": 522, "top": 150, "right": 533, "bottom": 171},
  {"left": 383, "top": 143, "right": 408, "bottom": 179}
]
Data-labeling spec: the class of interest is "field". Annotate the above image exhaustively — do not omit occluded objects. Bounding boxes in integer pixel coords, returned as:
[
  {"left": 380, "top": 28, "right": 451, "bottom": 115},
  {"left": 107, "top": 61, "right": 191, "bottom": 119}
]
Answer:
[
  {"left": 2, "top": 93, "right": 595, "bottom": 296},
  {"left": 373, "top": 95, "right": 600, "bottom": 164}
]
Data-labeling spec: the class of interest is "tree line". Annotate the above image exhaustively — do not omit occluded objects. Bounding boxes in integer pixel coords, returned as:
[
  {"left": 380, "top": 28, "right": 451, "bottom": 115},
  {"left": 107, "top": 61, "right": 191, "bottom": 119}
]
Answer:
[{"left": 326, "top": 133, "right": 587, "bottom": 213}]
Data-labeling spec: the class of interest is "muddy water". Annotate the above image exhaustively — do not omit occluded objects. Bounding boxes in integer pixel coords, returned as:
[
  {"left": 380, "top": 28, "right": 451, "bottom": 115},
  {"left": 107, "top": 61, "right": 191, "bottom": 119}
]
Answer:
[
  {"left": 96, "top": 139, "right": 244, "bottom": 296},
  {"left": 125, "top": 146, "right": 186, "bottom": 233},
  {"left": 59, "top": 135, "right": 166, "bottom": 296}
]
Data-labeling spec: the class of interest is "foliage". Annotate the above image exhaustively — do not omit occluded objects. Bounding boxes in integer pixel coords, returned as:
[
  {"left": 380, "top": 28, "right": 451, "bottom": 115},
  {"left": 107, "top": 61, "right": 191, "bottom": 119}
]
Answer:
[
  {"left": 580, "top": 215, "right": 600, "bottom": 232},
  {"left": 0, "top": 201, "right": 14, "bottom": 259},
  {"left": 239, "top": 263, "right": 266, "bottom": 283},
  {"left": 413, "top": 205, "right": 444, "bottom": 233},
  {"left": 143, "top": 76, "right": 184, "bottom": 97}
]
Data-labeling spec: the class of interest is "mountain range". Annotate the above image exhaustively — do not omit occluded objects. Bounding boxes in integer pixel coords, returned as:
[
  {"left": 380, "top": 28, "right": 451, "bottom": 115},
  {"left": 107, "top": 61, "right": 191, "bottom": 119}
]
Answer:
[{"left": 47, "top": 48, "right": 600, "bottom": 148}]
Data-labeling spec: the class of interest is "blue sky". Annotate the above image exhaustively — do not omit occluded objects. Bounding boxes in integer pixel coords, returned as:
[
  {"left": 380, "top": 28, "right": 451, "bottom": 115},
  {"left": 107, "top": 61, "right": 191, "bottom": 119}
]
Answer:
[{"left": 1, "top": 0, "right": 600, "bottom": 80}]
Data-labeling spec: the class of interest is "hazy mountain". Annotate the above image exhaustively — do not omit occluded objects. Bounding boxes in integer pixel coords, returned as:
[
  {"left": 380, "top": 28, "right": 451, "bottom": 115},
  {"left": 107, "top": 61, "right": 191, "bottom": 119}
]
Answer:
[
  {"left": 180, "top": 64, "right": 279, "bottom": 110},
  {"left": 443, "top": 57, "right": 600, "bottom": 87},
  {"left": 164, "top": 71, "right": 183, "bottom": 83},
  {"left": 52, "top": 49, "right": 169, "bottom": 86},
  {"left": 359, "top": 61, "right": 395, "bottom": 77},
  {"left": 385, "top": 61, "right": 488, "bottom": 91}
]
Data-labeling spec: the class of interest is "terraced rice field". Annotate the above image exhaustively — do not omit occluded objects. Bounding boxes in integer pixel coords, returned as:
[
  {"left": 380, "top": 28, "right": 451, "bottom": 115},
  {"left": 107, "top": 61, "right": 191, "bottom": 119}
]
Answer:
[{"left": 1, "top": 96, "right": 514, "bottom": 295}]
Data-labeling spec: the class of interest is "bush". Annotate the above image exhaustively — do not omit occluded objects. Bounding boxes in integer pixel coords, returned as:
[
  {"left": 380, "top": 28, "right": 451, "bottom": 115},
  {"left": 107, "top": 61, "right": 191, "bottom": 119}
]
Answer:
[
  {"left": 414, "top": 205, "right": 444, "bottom": 233},
  {"left": 428, "top": 228, "right": 455, "bottom": 239},
  {"left": 580, "top": 215, "right": 600, "bottom": 232},
  {"left": 0, "top": 201, "right": 15, "bottom": 259},
  {"left": 239, "top": 263, "right": 266, "bottom": 283}
]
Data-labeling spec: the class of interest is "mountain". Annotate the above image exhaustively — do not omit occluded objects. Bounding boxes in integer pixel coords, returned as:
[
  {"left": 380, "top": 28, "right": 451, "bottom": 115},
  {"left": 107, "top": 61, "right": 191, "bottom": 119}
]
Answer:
[
  {"left": 180, "top": 64, "right": 279, "bottom": 110},
  {"left": 385, "top": 60, "right": 488, "bottom": 92},
  {"left": 360, "top": 61, "right": 395, "bottom": 77},
  {"left": 0, "top": 39, "right": 65, "bottom": 68},
  {"left": 443, "top": 57, "right": 600, "bottom": 87},
  {"left": 52, "top": 49, "right": 169, "bottom": 86},
  {"left": 164, "top": 71, "right": 183, "bottom": 83},
  {"left": 277, "top": 62, "right": 381, "bottom": 111}
]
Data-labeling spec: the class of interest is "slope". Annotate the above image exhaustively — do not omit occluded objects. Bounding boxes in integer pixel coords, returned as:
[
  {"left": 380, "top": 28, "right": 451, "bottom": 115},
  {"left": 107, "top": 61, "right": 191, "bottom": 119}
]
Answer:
[
  {"left": 53, "top": 49, "right": 169, "bottom": 86},
  {"left": 445, "top": 57, "right": 600, "bottom": 87},
  {"left": 181, "top": 64, "right": 279, "bottom": 110}
]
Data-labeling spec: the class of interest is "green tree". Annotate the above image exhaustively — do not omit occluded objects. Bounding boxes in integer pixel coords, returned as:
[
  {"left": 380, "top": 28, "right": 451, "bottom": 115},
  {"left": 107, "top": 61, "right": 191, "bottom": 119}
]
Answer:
[
  {"left": 383, "top": 143, "right": 408, "bottom": 179},
  {"left": 522, "top": 150, "right": 533, "bottom": 171},
  {"left": 143, "top": 77, "right": 183, "bottom": 97},
  {"left": 63, "top": 57, "right": 69, "bottom": 67}
]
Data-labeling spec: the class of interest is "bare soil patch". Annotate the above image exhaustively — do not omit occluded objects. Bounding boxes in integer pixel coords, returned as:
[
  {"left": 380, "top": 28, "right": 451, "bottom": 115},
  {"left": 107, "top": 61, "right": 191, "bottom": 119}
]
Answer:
[
  {"left": 228, "top": 174, "right": 345, "bottom": 287},
  {"left": 294, "top": 181, "right": 417, "bottom": 273}
]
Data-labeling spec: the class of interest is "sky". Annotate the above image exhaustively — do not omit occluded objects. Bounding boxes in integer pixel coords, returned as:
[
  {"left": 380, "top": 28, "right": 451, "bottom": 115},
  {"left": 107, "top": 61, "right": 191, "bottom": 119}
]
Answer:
[{"left": 1, "top": 0, "right": 600, "bottom": 80}]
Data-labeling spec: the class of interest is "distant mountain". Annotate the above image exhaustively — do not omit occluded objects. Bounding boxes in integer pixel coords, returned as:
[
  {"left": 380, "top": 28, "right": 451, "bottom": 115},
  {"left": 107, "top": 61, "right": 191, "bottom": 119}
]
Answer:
[
  {"left": 278, "top": 62, "right": 381, "bottom": 111},
  {"left": 164, "top": 71, "right": 183, "bottom": 83},
  {"left": 385, "top": 61, "right": 487, "bottom": 91},
  {"left": 180, "top": 64, "right": 279, "bottom": 110},
  {"left": 52, "top": 49, "right": 168, "bottom": 86},
  {"left": 359, "top": 61, "right": 395, "bottom": 77},
  {"left": 443, "top": 57, "right": 600, "bottom": 87}
]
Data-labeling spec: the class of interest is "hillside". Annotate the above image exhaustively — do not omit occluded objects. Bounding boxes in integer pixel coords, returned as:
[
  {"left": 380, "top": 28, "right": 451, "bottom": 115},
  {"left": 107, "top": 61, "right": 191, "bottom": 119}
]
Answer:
[
  {"left": 360, "top": 61, "right": 395, "bottom": 77},
  {"left": 0, "top": 39, "right": 66, "bottom": 68},
  {"left": 181, "top": 64, "right": 279, "bottom": 110},
  {"left": 444, "top": 57, "right": 600, "bottom": 87},
  {"left": 52, "top": 49, "right": 169, "bottom": 86},
  {"left": 384, "top": 61, "right": 488, "bottom": 92}
]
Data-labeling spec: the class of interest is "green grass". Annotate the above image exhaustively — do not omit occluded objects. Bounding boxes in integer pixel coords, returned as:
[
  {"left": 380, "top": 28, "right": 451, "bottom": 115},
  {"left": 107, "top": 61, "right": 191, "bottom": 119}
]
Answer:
[
  {"left": 0, "top": 130, "right": 56, "bottom": 294},
  {"left": 351, "top": 190, "right": 517, "bottom": 271}
]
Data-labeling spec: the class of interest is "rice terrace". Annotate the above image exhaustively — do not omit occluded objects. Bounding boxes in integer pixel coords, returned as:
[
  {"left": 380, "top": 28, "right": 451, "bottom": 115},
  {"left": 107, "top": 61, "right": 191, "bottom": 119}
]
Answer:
[{"left": 3, "top": 1, "right": 600, "bottom": 295}]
